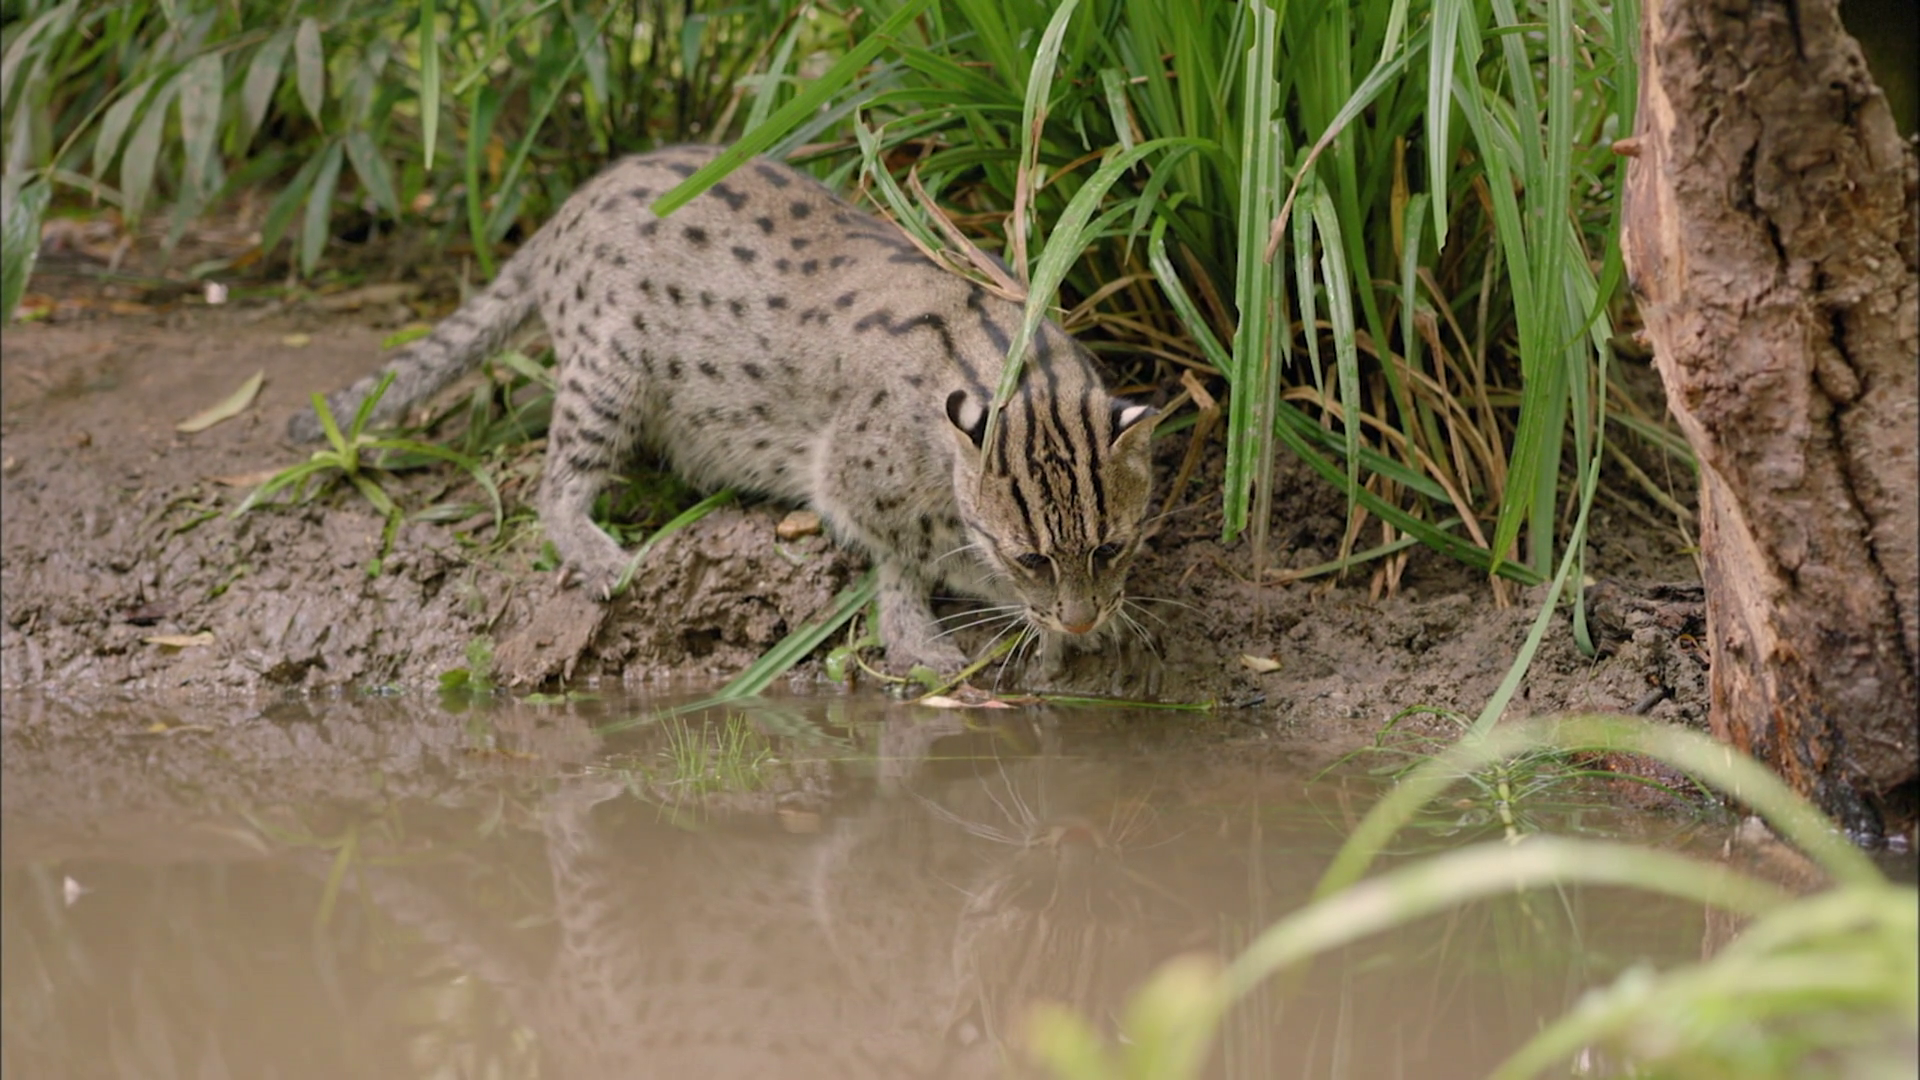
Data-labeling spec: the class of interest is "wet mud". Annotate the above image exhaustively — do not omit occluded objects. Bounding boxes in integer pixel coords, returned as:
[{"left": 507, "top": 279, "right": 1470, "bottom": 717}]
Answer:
[{"left": 0, "top": 302, "right": 1708, "bottom": 766}]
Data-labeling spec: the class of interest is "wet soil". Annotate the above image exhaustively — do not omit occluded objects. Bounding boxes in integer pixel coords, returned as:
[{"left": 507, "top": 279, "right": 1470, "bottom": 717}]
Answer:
[{"left": 1, "top": 258, "right": 1708, "bottom": 766}]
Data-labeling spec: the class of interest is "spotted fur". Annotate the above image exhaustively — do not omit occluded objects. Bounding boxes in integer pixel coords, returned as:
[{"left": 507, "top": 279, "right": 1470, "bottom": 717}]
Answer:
[{"left": 291, "top": 145, "right": 1157, "bottom": 674}]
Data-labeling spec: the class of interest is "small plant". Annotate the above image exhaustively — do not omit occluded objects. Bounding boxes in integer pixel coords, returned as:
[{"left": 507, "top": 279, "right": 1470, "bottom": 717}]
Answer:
[
  {"left": 658, "top": 714, "right": 774, "bottom": 800},
  {"left": 234, "top": 372, "right": 502, "bottom": 572},
  {"left": 437, "top": 635, "right": 497, "bottom": 700}
]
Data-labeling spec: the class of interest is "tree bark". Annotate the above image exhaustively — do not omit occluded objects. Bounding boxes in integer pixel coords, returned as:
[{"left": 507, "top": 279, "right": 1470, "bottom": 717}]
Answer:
[{"left": 1621, "top": 0, "right": 1918, "bottom": 839}]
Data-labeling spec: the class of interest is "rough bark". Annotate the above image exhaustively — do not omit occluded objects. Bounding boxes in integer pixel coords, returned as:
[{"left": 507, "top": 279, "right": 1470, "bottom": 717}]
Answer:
[{"left": 1621, "top": 0, "right": 1918, "bottom": 838}]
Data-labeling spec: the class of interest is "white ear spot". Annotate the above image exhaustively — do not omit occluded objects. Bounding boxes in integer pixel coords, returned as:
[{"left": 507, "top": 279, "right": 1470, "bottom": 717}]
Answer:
[
  {"left": 1116, "top": 404, "right": 1153, "bottom": 430},
  {"left": 946, "top": 389, "right": 988, "bottom": 448}
]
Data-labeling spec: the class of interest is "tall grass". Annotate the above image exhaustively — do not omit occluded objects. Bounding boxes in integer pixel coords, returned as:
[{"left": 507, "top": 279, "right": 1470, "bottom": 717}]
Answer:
[
  {"left": 827, "top": 0, "right": 1641, "bottom": 589},
  {"left": 4, "top": 0, "right": 1652, "bottom": 613}
]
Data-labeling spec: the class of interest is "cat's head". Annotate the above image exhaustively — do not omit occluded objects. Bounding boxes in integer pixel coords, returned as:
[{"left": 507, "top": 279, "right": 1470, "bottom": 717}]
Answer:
[{"left": 944, "top": 379, "right": 1157, "bottom": 639}]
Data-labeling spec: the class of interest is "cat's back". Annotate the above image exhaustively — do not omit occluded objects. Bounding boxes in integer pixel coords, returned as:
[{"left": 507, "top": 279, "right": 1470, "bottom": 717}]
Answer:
[{"left": 541, "top": 146, "right": 978, "bottom": 359}]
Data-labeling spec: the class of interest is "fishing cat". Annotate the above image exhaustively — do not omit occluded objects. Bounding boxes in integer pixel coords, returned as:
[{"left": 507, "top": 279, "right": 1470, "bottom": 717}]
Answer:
[{"left": 290, "top": 145, "right": 1158, "bottom": 675}]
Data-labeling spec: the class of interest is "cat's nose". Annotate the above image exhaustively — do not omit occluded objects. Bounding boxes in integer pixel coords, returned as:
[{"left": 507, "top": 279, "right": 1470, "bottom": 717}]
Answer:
[{"left": 1063, "top": 618, "right": 1096, "bottom": 635}]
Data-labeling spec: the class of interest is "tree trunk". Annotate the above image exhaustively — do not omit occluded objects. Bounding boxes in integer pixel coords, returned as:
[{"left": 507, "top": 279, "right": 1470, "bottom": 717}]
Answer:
[{"left": 1620, "top": 0, "right": 1918, "bottom": 840}]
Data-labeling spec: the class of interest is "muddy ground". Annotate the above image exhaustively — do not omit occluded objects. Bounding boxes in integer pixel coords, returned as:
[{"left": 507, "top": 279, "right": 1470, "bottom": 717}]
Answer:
[{"left": 0, "top": 250, "right": 1708, "bottom": 763}]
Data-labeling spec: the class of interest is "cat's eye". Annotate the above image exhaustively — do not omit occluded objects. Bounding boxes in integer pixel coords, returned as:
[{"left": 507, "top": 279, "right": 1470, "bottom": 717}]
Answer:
[
  {"left": 1091, "top": 542, "right": 1123, "bottom": 563},
  {"left": 1014, "top": 552, "right": 1051, "bottom": 572}
]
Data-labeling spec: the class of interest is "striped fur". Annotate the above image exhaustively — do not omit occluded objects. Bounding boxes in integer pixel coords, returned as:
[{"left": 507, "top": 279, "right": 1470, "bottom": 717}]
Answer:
[{"left": 290, "top": 146, "right": 1157, "bottom": 677}]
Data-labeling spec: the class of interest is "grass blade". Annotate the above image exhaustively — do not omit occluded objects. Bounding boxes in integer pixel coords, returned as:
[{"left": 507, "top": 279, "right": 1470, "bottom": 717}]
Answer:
[
  {"left": 1, "top": 175, "right": 50, "bottom": 322},
  {"left": 652, "top": 0, "right": 934, "bottom": 218},
  {"left": 419, "top": 0, "right": 438, "bottom": 170},
  {"left": 600, "top": 569, "right": 882, "bottom": 731}
]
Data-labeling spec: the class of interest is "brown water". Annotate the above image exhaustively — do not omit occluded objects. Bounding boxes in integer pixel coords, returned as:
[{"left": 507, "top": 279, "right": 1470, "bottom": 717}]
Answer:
[{"left": 1, "top": 689, "right": 1721, "bottom": 1079}]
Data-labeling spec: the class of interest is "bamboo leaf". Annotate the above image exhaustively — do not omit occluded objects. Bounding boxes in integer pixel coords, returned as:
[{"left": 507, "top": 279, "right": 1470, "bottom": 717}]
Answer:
[
  {"left": 259, "top": 148, "right": 325, "bottom": 257},
  {"left": 0, "top": 1, "right": 74, "bottom": 117},
  {"left": 293, "top": 17, "right": 325, "bottom": 126},
  {"left": 343, "top": 129, "right": 399, "bottom": 217},
  {"left": 1, "top": 176, "right": 50, "bottom": 322},
  {"left": 120, "top": 75, "right": 181, "bottom": 222},
  {"left": 177, "top": 52, "right": 224, "bottom": 198},
  {"left": 1223, "top": 0, "right": 1282, "bottom": 543},
  {"left": 241, "top": 29, "right": 292, "bottom": 145},
  {"left": 92, "top": 75, "right": 154, "bottom": 180},
  {"left": 1310, "top": 183, "right": 1362, "bottom": 516},
  {"left": 300, "top": 140, "right": 344, "bottom": 276},
  {"left": 987, "top": 137, "right": 1206, "bottom": 444}
]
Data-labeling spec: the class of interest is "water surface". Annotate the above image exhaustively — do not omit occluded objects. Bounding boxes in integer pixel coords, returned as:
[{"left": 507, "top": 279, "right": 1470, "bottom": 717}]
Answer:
[{"left": 1, "top": 689, "right": 1720, "bottom": 1078}]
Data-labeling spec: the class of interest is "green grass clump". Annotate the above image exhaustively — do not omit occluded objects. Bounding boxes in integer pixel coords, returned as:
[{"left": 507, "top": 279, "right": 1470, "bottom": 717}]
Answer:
[{"left": 234, "top": 371, "right": 503, "bottom": 574}]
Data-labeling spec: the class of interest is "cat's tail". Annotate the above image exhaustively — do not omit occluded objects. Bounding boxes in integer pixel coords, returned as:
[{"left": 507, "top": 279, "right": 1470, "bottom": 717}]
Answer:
[{"left": 286, "top": 239, "right": 546, "bottom": 443}]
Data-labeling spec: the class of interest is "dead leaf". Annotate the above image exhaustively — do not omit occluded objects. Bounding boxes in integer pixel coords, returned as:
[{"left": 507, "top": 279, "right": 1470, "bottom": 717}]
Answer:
[
  {"left": 1180, "top": 368, "right": 1220, "bottom": 412},
  {"left": 312, "top": 282, "right": 423, "bottom": 312},
  {"left": 916, "top": 693, "right": 1015, "bottom": 710},
  {"left": 211, "top": 467, "right": 285, "bottom": 488},
  {"left": 176, "top": 370, "right": 264, "bottom": 433},
  {"left": 144, "top": 631, "right": 214, "bottom": 649},
  {"left": 281, "top": 333, "right": 311, "bottom": 347},
  {"left": 776, "top": 510, "right": 823, "bottom": 541},
  {"left": 1240, "top": 654, "right": 1282, "bottom": 674}
]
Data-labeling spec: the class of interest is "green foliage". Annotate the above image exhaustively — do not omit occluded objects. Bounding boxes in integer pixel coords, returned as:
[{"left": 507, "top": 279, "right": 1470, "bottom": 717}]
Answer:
[
  {"left": 1, "top": 0, "right": 814, "bottom": 278},
  {"left": 234, "top": 371, "right": 504, "bottom": 573},
  {"left": 6, "top": 0, "right": 1667, "bottom": 657},
  {"left": 832, "top": 0, "right": 1640, "bottom": 583}
]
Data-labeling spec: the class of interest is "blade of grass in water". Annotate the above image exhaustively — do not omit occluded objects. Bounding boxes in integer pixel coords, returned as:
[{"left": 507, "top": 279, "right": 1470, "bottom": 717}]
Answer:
[{"left": 597, "top": 569, "right": 880, "bottom": 732}]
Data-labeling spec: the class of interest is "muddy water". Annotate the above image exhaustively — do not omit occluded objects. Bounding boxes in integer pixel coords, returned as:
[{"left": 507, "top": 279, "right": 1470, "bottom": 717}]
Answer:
[{"left": 1, "top": 689, "right": 1716, "bottom": 1079}]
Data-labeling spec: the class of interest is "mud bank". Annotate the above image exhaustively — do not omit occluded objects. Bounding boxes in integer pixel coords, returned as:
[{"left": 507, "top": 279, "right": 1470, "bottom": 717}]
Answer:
[{"left": 1, "top": 301, "right": 1706, "bottom": 757}]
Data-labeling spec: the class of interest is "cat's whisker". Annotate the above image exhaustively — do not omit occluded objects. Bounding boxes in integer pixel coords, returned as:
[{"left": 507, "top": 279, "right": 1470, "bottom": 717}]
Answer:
[
  {"left": 1128, "top": 594, "right": 1201, "bottom": 615},
  {"left": 935, "top": 602, "right": 1025, "bottom": 625},
  {"left": 935, "top": 542, "right": 986, "bottom": 568},
  {"left": 971, "top": 768, "right": 1027, "bottom": 841},
  {"left": 1119, "top": 597, "right": 1171, "bottom": 628},
  {"left": 998, "top": 759, "right": 1037, "bottom": 832},
  {"left": 913, "top": 789, "right": 1023, "bottom": 846},
  {"left": 974, "top": 615, "right": 1032, "bottom": 674},
  {"left": 930, "top": 608, "right": 1025, "bottom": 642},
  {"left": 991, "top": 624, "right": 1040, "bottom": 694},
  {"left": 1115, "top": 607, "right": 1161, "bottom": 658}
]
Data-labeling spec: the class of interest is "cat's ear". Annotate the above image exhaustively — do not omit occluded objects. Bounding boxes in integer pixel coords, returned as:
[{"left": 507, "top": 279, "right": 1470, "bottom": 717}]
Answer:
[
  {"left": 946, "top": 389, "right": 988, "bottom": 455},
  {"left": 1110, "top": 401, "right": 1157, "bottom": 455}
]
